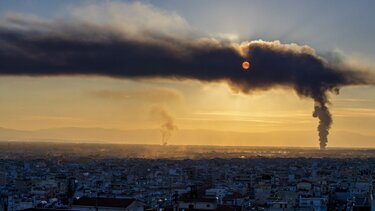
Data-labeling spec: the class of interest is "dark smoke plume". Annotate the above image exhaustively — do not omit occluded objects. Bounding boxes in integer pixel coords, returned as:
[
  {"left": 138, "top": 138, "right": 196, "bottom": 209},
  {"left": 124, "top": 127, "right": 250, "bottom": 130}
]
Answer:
[
  {"left": 150, "top": 107, "right": 178, "bottom": 146},
  {"left": 312, "top": 102, "right": 332, "bottom": 149},
  {"left": 0, "top": 14, "right": 374, "bottom": 148}
]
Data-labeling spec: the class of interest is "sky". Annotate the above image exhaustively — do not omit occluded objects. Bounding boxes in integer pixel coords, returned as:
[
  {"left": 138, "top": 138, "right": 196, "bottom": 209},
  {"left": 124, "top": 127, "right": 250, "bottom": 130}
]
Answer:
[{"left": 0, "top": 0, "right": 375, "bottom": 148}]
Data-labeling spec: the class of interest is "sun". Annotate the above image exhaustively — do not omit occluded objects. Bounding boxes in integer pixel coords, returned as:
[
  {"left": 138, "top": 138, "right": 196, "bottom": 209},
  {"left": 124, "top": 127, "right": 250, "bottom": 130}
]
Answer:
[{"left": 242, "top": 61, "right": 250, "bottom": 70}]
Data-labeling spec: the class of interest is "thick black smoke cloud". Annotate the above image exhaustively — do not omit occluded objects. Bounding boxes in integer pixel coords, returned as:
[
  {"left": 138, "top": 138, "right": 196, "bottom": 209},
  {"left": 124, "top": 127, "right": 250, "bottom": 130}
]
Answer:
[{"left": 0, "top": 18, "right": 373, "bottom": 149}]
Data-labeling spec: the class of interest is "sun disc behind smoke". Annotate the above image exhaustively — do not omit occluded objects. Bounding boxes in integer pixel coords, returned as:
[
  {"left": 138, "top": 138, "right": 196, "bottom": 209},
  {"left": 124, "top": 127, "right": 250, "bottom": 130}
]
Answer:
[{"left": 242, "top": 61, "right": 250, "bottom": 70}]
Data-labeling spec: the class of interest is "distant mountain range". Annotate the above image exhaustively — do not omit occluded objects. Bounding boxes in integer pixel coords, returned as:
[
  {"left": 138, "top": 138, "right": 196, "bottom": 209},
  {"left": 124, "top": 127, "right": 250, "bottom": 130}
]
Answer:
[{"left": 0, "top": 127, "right": 374, "bottom": 148}]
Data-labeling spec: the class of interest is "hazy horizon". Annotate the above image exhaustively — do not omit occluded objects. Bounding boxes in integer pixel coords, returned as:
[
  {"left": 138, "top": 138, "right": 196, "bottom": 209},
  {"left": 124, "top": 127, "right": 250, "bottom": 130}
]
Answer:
[
  {"left": 1, "top": 141, "right": 374, "bottom": 160},
  {"left": 1, "top": 126, "right": 374, "bottom": 148}
]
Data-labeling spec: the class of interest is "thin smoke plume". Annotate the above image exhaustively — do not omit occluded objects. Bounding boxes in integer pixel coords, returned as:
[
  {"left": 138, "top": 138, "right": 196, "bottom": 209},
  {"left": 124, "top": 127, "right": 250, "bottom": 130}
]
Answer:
[
  {"left": 150, "top": 107, "right": 178, "bottom": 146},
  {"left": 0, "top": 3, "right": 374, "bottom": 148}
]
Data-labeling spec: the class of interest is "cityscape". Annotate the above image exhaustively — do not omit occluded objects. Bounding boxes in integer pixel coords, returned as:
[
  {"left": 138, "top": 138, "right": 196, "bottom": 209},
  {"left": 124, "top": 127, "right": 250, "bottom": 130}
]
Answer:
[{"left": 0, "top": 143, "right": 374, "bottom": 211}]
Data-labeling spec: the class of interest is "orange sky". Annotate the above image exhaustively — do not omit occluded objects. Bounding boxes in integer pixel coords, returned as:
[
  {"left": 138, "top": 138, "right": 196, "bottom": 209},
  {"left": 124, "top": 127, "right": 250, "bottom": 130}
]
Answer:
[{"left": 0, "top": 76, "right": 374, "bottom": 148}]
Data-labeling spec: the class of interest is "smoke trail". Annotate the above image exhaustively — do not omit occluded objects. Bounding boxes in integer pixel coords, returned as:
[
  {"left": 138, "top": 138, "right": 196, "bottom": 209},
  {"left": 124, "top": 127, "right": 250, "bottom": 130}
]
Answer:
[
  {"left": 150, "top": 107, "right": 178, "bottom": 146},
  {"left": 312, "top": 102, "right": 332, "bottom": 149},
  {"left": 0, "top": 5, "right": 374, "bottom": 148}
]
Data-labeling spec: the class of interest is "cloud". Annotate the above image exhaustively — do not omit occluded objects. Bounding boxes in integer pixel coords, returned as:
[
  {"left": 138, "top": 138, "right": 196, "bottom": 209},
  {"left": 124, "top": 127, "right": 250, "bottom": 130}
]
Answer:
[
  {"left": 68, "top": 1, "right": 192, "bottom": 41},
  {"left": 333, "top": 108, "right": 375, "bottom": 117},
  {"left": 0, "top": 10, "right": 372, "bottom": 98},
  {"left": 89, "top": 88, "right": 183, "bottom": 103}
]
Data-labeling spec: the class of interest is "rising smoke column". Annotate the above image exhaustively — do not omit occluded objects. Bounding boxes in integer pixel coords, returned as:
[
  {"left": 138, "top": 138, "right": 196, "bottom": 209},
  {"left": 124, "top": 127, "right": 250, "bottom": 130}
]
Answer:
[
  {"left": 312, "top": 102, "right": 332, "bottom": 149},
  {"left": 0, "top": 6, "right": 374, "bottom": 148},
  {"left": 150, "top": 107, "right": 178, "bottom": 146}
]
